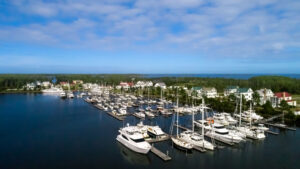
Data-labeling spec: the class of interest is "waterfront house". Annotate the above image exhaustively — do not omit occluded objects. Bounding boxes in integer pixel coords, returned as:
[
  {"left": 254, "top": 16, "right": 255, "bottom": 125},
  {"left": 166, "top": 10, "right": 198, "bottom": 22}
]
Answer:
[
  {"left": 236, "top": 88, "right": 253, "bottom": 101},
  {"left": 191, "top": 87, "right": 203, "bottom": 97},
  {"left": 72, "top": 80, "right": 83, "bottom": 84},
  {"left": 274, "top": 92, "right": 297, "bottom": 107},
  {"left": 203, "top": 87, "right": 218, "bottom": 98},
  {"left": 224, "top": 86, "right": 239, "bottom": 96},
  {"left": 42, "top": 81, "right": 51, "bottom": 88},
  {"left": 256, "top": 88, "right": 275, "bottom": 105},
  {"left": 154, "top": 82, "right": 167, "bottom": 89},
  {"left": 60, "top": 82, "right": 70, "bottom": 87},
  {"left": 134, "top": 81, "right": 153, "bottom": 88},
  {"left": 119, "top": 82, "right": 134, "bottom": 90},
  {"left": 26, "top": 83, "right": 36, "bottom": 90}
]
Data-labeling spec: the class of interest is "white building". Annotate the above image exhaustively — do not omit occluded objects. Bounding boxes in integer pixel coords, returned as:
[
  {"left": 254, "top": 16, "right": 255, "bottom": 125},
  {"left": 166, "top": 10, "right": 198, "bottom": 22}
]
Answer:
[
  {"left": 236, "top": 88, "right": 253, "bottom": 101},
  {"left": 224, "top": 86, "right": 239, "bottom": 96},
  {"left": 154, "top": 82, "right": 166, "bottom": 89},
  {"left": 256, "top": 88, "right": 274, "bottom": 105},
  {"left": 191, "top": 87, "right": 203, "bottom": 97},
  {"left": 275, "top": 92, "right": 297, "bottom": 107},
  {"left": 26, "top": 83, "right": 36, "bottom": 90},
  {"left": 134, "top": 81, "right": 153, "bottom": 88},
  {"left": 203, "top": 87, "right": 218, "bottom": 98},
  {"left": 42, "top": 81, "right": 51, "bottom": 88}
]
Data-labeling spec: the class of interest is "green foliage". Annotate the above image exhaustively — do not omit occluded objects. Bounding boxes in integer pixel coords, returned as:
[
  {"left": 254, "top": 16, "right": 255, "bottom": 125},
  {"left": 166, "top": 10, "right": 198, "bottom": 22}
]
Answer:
[
  {"left": 252, "top": 91, "right": 260, "bottom": 105},
  {"left": 261, "top": 101, "right": 276, "bottom": 115}
]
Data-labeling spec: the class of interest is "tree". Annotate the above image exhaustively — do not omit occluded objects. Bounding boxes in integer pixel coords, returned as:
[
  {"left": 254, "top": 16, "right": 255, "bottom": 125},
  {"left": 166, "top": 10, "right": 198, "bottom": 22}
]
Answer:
[
  {"left": 252, "top": 91, "right": 260, "bottom": 106},
  {"left": 262, "top": 101, "right": 275, "bottom": 115},
  {"left": 279, "top": 100, "right": 290, "bottom": 112}
]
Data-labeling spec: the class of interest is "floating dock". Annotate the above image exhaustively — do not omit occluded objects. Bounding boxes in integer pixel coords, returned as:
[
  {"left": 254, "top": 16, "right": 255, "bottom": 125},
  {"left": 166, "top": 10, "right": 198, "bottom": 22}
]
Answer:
[
  {"left": 107, "top": 112, "right": 125, "bottom": 121},
  {"left": 265, "top": 130, "right": 279, "bottom": 135},
  {"left": 264, "top": 123, "right": 296, "bottom": 131},
  {"left": 173, "top": 124, "right": 191, "bottom": 131},
  {"left": 150, "top": 146, "right": 171, "bottom": 161}
]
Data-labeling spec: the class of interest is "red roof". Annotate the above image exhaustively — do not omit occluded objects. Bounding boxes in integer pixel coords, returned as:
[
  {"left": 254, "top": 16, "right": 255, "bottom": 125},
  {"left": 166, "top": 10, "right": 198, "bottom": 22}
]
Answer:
[{"left": 275, "top": 92, "right": 291, "bottom": 98}]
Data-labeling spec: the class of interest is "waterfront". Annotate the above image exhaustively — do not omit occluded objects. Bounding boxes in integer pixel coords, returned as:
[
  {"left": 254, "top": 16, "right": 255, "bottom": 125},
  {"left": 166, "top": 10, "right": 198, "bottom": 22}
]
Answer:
[{"left": 0, "top": 94, "right": 299, "bottom": 169}]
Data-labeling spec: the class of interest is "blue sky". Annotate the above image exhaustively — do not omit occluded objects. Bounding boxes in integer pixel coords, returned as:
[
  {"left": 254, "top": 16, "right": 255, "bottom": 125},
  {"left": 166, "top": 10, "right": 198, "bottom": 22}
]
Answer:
[{"left": 0, "top": 0, "right": 299, "bottom": 73}]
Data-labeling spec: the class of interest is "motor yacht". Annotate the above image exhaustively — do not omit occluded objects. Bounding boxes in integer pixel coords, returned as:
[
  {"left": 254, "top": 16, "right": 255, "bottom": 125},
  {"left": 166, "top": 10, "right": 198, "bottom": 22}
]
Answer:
[{"left": 116, "top": 125, "right": 151, "bottom": 154}]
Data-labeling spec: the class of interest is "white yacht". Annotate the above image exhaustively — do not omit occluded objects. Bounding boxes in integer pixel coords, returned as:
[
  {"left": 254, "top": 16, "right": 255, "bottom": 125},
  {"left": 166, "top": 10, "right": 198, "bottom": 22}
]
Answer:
[
  {"left": 133, "top": 112, "right": 145, "bottom": 119},
  {"left": 42, "top": 86, "right": 64, "bottom": 93},
  {"left": 118, "top": 108, "right": 127, "bottom": 116},
  {"left": 60, "top": 92, "right": 66, "bottom": 98},
  {"left": 144, "top": 111, "right": 155, "bottom": 118},
  {"left": 147, "top": 126, "right": 168, "bottom": 139},
  {"left": 180, "top": 131, "right": 214, "bottom": 150},
  {"left": 67, "top": 91, "right": 74, "bottom": 98},
  {"left": 205, "top": 123, "right": 244, "bottom": 144},
  {"left": 221, "top": 112, "right": 238, "bottom": 125},
  {"left": 213, "top": 113, "right": 229, "bottom": 126},
  {"left": 235, "top": 126, "right": 266, "bottom": 140},
  {"left": 116, "top": 125, "right": 151, "bottom": 154}
]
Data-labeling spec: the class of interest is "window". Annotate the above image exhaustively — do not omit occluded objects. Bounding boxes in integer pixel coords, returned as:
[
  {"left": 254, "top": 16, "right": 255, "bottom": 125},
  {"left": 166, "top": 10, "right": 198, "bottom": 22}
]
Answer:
[
  {"left": 122, "top": 135, "right": 128, "bottom": 141},
  {"left": 132, "top": 138, "right": 145, "bottom": 143}
]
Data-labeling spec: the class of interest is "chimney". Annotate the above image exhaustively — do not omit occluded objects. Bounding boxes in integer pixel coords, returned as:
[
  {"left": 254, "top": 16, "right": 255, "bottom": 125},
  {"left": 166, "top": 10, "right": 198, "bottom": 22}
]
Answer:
[{"left": 283, "top": 92, "right": 286, "bottom": 99}]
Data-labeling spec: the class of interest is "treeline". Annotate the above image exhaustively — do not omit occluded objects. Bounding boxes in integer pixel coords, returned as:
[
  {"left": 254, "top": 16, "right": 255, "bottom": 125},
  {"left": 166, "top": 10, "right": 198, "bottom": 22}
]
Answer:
[
  {"left": 151, "top": 76, "right": 300, "bottom": 94},
  {"left": 0, "top": 74, "right": 300, "bottom": 94}
]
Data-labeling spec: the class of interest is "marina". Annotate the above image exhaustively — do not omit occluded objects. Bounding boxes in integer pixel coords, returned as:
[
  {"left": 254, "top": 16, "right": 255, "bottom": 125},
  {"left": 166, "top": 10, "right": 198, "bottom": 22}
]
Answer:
[{"left": 0, "top": 93, "right": 299, "bottom": 169}]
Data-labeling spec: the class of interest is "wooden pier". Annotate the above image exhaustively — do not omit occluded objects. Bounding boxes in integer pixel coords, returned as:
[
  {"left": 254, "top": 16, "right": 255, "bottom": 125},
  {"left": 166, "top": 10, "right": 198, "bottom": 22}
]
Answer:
[
  {"left": 173, "top": 124, "right": 191, "bottom": 131},
  {"left": 264, "top": 123, "right": 296, "bottom": 131},
  {"left": 107, "top": 112, "right": 125, "bottom": 121},
  {"left": 265, "top": 130, "right": 279, "bottom": 135},
  {"left": 150, "top": 146, "right": 171, "bottom": 161}
]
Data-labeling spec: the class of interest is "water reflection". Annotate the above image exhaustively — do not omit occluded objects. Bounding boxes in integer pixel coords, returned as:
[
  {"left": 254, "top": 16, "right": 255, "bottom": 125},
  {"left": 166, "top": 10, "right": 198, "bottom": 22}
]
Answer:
[{"left": 117, "top": 142, "right": 151, "bottom": 166}]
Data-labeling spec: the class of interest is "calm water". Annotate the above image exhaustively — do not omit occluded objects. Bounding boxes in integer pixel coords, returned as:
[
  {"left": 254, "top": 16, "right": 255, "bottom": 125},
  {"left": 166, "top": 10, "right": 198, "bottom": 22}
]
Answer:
[
  {"left": 0, "top": 94, "right": 299, "bottom": 169},
  {"left": 144, "top": 74, "right": 300, "bottom": 79}
]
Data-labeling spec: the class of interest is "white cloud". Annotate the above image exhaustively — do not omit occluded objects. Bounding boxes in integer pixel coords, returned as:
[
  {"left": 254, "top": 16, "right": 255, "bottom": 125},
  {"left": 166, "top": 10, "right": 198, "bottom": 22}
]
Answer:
[{"left": 0, "top": 0, "right": 299, "bottom": 61}]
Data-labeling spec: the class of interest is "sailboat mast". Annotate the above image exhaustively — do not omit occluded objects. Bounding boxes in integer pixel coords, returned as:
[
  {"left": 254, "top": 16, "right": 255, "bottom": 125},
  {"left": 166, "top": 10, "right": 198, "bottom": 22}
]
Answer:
[
  {"left": 176, "top": 93, "right": 179, "bottom": 137},
  {"left": 239, "top": 93, "right": 242, "bottom": 127},
  {"left": 192, "top": 103, "right": 194, "bottom": 132},
  {"left": 250, "top": 102, "right": 252, "bottom": 127},
  {"left": 202, "top": 98, "right": 205, "bottom": 137}
]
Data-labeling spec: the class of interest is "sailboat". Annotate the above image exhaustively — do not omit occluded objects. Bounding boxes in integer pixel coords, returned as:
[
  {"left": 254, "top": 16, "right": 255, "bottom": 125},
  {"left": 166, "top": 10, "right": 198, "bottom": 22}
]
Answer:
[
  {"left": 180, "top": 99, "right": 215, "bottom": 151},
  {"left": 234, "top": 95, "right": 266, "bottom": 140},
  {"left": 171, "top": 93, "right": 193, "bottom": 151}
]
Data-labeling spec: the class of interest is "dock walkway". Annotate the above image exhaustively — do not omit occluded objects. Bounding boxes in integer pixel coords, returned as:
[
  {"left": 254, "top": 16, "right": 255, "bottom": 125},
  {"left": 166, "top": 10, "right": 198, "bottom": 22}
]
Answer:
[
  {"left": 264, "top": 123, "right": 296, "bottom": 131},
  {"left": 107, "top": 112, "right": 125, "bottom": 121},
  {"left": 150, "top": 146, "right": 171, "bottom": 161}
]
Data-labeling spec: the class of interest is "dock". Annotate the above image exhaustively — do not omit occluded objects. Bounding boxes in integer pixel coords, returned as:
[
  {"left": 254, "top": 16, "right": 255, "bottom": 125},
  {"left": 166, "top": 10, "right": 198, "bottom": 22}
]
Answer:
[
  {"left": 173, "top": 124, "right": 191, "bottom": 131},
  {"left": 264, "top": 123, "right": 296, "bottom": 131},
  {"left": 107, "top": 112, "right": 125, "bottom": 121},
  {"left": 146, "top": 135, "right": 170, "bottom": 143},
  {"left": 265, "top": 130, "right": 279, "bottom": 135},
  {"left": 150, "top": 146, "right": 171, "bottom": 161}
]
